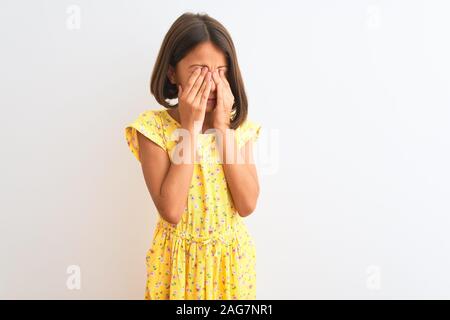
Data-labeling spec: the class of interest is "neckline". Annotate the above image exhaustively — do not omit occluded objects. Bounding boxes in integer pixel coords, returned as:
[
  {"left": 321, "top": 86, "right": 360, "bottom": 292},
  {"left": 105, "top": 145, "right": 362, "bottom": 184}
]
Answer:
[{"left": 162, "top": 109, "right": 216, "bottom": 136}]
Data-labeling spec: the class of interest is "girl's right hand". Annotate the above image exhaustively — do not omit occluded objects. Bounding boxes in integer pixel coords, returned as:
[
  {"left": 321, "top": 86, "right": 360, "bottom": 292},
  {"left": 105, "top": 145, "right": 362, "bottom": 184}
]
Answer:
[{"left": 177, "top": 66, "right": 212, "bottom": 133}]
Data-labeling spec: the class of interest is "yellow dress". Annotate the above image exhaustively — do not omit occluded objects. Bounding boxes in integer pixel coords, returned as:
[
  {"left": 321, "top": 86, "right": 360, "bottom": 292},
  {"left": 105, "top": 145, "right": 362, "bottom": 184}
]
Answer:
[{"left": 124, "top": 108, "right": 262, "bottom": 300}]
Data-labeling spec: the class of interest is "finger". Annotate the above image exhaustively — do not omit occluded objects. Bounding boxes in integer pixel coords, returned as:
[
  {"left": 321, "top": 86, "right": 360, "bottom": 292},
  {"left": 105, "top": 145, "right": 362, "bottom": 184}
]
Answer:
[
  {"left": 198, "top": 73, "right": 212, "bottom": 109},
  {"left": 216, "top": 75, "right": 224, "bottom": 108},
  {"left": 219, "top": 69, "right": 231, "bottom": 88},
  {"left": 184, "top": 67, "right": 203, "bottom": 96},
  {"left": 212, "top": 69, "right": 222, "bottom": 86},
  {"left": 194, "top": 71, "right": 211, "bottom": 105},
  {"left": 218, "top": 69, "right": 232, "bottom": 99},
  {"left": 187, "top": 67, "right": 208, "bottom": 100}
]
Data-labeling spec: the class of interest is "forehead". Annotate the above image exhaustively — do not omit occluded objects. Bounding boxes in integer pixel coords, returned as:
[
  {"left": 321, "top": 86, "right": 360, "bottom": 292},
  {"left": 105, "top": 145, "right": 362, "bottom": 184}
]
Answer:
[{"left": 179, "top": 41, "right": 227, "bottom": 68}]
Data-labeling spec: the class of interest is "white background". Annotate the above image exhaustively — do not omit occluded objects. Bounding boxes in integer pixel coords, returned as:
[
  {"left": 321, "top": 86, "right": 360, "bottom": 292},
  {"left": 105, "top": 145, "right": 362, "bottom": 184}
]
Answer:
[{"left": 1, "top": 0, "right": 449, "bottom": 299}]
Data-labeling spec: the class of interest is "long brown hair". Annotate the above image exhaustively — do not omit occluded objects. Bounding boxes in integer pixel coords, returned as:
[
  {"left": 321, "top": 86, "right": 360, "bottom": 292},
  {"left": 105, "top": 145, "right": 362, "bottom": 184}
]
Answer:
[{"left": 150, "top": 12, "right": 248, "bottom": 129}]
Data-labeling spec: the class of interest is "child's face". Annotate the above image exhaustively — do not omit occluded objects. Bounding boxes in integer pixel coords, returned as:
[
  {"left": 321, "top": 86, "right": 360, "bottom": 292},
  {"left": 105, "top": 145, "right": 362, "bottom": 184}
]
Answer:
[{"left": 168, "top": 41, "right": 228, "bottom": 103}]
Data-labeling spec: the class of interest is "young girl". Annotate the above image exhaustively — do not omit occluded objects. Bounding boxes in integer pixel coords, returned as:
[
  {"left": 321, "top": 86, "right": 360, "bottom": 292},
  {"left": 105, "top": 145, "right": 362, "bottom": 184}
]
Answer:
[{"left": 125, "top": 12, "right": 261, "bottom": 300}]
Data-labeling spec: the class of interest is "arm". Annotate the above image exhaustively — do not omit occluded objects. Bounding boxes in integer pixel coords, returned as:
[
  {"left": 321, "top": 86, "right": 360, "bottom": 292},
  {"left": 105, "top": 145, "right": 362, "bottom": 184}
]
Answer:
[
  {"left": 137, "top": 131, "right": 198, "bottom": 225},
  {"left": 136, "top": 66, "right": 212, "bottom": 225},
  {"left": 217, "top": 128, "right": 260, "bottom": 217}
]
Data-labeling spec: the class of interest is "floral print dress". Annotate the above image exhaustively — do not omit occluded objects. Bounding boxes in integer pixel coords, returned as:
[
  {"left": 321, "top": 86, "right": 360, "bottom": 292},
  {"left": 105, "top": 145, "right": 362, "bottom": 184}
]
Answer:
[{"left": 124, "top": 108, "right": 262, "bottom": 300}]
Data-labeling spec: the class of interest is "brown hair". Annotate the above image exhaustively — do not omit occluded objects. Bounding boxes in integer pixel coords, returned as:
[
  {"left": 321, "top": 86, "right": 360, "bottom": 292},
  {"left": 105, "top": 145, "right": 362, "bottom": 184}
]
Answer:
[{"left": 150, "top": 12, "right": 248, "bottom": 129}]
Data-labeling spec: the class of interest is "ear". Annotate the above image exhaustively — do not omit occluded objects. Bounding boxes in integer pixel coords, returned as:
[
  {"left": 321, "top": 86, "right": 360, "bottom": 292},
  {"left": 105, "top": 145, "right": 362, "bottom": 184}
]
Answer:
[{"left": 167, "top": 65, "right": 177, "bottom": 85}]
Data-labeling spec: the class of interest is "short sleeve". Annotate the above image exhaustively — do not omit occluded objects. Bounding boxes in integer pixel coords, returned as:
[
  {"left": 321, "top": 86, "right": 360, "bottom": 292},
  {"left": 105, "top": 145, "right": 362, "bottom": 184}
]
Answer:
[
  {"left": 125, "top": 110, "right": 167, "bottom": 162},
  {"left": 237, "top": 119, "right": 262, "bottom": 148}
]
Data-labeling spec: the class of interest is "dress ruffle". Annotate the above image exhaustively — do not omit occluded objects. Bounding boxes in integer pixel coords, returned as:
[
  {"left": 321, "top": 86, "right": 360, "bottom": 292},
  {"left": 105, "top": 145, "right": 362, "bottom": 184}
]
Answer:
[{"left": 145, "top": 219, "right": 257, "bottom": 300}]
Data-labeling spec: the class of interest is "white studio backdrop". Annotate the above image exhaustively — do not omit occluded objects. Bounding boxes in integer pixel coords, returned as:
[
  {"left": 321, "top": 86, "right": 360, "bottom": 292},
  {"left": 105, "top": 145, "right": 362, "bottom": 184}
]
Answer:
[{"left": 1, "top": 0, "right": 450, "bottom": 299}]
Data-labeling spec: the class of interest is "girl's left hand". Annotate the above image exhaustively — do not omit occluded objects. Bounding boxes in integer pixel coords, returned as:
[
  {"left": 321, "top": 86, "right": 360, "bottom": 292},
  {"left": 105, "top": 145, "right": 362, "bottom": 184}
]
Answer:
[{"left": 212, "top": 69, "right": 234, "bottom": 131}]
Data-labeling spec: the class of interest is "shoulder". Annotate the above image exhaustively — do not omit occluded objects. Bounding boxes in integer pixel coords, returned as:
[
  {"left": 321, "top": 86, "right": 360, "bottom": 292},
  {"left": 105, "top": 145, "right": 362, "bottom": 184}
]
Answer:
[
  {"left": 240, "top": 118, "right": 261, "bottom": 132},
  {"left": 236, "top": 118, "right": 262, "bottom": 148},
  {"left": 133, "top": 108, "right": 166, "bottom": 125},
  {"left": 124, "top": 108, "right": 168, "bottom": 161},
  {"left": 126, "top": 108, "right": 172, "bottom": 136}
]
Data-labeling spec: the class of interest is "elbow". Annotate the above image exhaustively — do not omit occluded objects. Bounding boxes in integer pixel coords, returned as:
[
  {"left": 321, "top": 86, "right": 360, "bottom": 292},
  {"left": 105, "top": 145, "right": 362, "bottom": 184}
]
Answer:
[
  {"left": 162, "top": 209, "right": 183, "bottom": 225},
  {"left": 236, "top": 201, "right": 257, "bottom": 218},
  {"left": 237, "top": 190, "right": 260, "bottom": 217},
  {"left": 163, "top": 214, "right": 182, "bottom": 225},
  {"left": 157, "top": 204, "right": 183, "bottom": 225}
]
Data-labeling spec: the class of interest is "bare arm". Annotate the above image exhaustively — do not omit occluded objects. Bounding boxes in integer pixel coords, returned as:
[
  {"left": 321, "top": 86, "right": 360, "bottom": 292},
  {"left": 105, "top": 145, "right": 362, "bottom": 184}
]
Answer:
[
  {"left": 217, "top": 128, "right": 260, "bottom": 217},
  {"left": 137, "top": 131, "right": 199, "bottom": 225}
]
